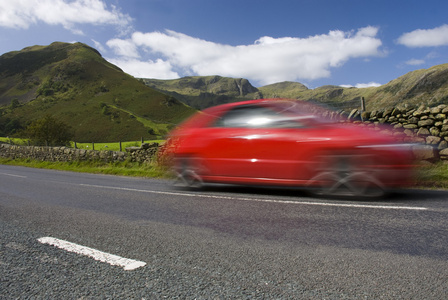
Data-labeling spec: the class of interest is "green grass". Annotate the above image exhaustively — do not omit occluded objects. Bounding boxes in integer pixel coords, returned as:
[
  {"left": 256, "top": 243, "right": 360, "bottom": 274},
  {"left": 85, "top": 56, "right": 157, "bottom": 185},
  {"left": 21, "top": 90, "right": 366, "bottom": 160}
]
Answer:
[
  {"left": 0, "top": 157, "right": 172, "bottom": 178},
  {"left": 0, "top": 137, "right": 30, "bottom": 145},
  {"left": 72, "top": 140, "right": 164, "bottom": 151},
  {"left": 414, "top": 162, "right": 448, "bottom": 189}
]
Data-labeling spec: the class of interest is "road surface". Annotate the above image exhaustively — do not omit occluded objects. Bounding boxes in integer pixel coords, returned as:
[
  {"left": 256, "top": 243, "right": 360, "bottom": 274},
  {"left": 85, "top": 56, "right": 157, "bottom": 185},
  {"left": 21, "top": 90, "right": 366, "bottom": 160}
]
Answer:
[{"left": 1, "top": 165, "right": 447, "bottom": 298}]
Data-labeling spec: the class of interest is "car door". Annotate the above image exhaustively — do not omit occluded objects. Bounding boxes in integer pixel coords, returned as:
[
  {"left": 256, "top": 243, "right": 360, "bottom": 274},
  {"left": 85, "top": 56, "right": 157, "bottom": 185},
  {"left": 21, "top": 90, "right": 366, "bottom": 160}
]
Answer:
[
  {"left": 198, "top": 105, "right": 262, "bottom": 177},
  {"left": 199, "top": 104, "right": 315, "bottom": 180}
]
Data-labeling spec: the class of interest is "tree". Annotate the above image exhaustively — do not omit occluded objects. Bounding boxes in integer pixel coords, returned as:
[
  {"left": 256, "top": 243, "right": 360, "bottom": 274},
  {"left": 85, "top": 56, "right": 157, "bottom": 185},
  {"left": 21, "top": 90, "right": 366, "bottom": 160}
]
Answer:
[
  {"left": 10, "top": 98, "right": 20, "bottom": 109},
  {"left": 26, "top": 115, "right": 74, "bottom": 146}
]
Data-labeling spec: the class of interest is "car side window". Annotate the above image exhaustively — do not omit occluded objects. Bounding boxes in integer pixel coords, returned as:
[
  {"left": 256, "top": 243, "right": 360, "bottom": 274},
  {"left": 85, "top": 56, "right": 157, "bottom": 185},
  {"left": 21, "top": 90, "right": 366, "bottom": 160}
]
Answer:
[{"left": 212, "top": 105, "right": 304, "bottom": 128}]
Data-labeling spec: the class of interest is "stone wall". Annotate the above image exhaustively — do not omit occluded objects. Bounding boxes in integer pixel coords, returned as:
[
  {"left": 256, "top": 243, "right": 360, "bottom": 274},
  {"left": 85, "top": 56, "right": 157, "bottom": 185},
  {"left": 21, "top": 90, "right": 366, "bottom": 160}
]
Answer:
[
  {"left": 0, "top": 142, "right": 160, "bottom": 163},
  {"left": 124, "top": 142, "right": 160, "bottom": 163},
  {"left": 340, "top": 104, "right": 448, "bottom": 162}
]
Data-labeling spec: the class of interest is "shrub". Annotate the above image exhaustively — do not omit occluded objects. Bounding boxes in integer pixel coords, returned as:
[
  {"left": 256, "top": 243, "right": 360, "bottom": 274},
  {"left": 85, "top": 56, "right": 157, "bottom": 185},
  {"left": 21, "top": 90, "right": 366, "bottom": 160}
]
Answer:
[{"left": 25, "top": 115, "right": 74, "bottom": 146}]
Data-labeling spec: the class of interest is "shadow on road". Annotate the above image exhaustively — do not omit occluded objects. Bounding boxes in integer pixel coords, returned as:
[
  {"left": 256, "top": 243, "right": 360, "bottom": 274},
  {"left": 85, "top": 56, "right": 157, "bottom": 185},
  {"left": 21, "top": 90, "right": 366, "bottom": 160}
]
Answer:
[{"left": 172, "top": 183, "right": 448, "bottom": 203}]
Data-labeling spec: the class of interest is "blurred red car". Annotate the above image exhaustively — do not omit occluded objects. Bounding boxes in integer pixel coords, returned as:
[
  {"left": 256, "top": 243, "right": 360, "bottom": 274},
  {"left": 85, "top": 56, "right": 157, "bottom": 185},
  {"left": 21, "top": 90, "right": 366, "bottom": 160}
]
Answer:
[{"left": 161, "top": 99, "right": 415, "bottom": 198}]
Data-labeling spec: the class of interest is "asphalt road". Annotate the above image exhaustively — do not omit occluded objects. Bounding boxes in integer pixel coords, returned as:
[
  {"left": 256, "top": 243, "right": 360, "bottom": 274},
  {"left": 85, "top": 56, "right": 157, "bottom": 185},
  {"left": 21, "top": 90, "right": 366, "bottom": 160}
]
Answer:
[{"left": 1, "top": 165, "right": 448, "bottom": 299}]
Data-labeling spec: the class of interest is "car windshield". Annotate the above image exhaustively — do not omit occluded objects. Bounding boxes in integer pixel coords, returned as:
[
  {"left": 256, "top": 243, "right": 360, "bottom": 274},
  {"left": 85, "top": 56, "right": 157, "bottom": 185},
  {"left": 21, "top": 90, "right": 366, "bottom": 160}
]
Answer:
[
  {"left": 213, "top": 101, "right": 333, "bottom": 128},
  {"left": 264, "top": 100, "right": 335, "bottom": 122}
]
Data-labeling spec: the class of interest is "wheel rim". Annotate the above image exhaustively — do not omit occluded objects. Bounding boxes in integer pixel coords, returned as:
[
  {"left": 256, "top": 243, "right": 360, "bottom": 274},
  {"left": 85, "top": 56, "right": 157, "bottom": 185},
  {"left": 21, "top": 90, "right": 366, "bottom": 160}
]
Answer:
[
  {"left": 308, "top": 155, "right": 385, "bottom": 198},
  {"left": 173, "top": 158, "right": 204, "bottom": 189}
]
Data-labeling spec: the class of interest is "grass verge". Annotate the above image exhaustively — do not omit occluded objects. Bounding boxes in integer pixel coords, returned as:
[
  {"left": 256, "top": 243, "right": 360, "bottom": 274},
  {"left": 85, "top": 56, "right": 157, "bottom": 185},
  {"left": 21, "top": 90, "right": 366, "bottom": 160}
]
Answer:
[
  {"left": 414, "top": 162, "right": 448, "bottom": 190},
  {"left": 0, "top": 157, "right": 172, "bottom": 179}
]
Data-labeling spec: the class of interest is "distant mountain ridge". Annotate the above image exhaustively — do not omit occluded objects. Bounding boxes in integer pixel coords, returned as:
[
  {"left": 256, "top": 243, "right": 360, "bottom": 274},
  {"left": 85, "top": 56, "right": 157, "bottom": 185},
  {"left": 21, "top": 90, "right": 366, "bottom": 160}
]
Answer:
[
  {"left": 141, "top": 76, "right": 262, "bottom": 109},
  {"left": 142, "top": 64, "right": 448, "bottom": 111},
  {"left": 0, "top": 42, "right": 196, "bottom": 142}
]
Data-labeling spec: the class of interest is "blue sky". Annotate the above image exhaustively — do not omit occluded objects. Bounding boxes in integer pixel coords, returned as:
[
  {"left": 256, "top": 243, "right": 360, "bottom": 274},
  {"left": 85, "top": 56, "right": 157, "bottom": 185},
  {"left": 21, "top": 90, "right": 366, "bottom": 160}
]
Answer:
[{"left": 1, "top": 0, "right": 448, "bottom": 88}]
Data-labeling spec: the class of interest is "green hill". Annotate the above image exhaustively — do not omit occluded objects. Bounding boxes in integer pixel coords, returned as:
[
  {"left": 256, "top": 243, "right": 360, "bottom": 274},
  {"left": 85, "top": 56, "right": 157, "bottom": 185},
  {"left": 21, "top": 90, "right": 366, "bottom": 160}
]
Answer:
[
  {"left": 0, "top": 42, "right": 196, "bottom": 142},
  {"left": 142, "top": 64, "right": 448, "bottom": 112}
]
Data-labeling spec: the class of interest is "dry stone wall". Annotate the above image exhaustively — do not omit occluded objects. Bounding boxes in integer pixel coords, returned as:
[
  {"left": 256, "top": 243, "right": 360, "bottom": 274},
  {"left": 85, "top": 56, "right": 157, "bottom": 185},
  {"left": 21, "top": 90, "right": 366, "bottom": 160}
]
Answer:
[
  {"left": 339, "top": 104, "right": 448, "bottom": 162},
  {"left": 0, "top": 142, "right": 160, "bottom": 163}
]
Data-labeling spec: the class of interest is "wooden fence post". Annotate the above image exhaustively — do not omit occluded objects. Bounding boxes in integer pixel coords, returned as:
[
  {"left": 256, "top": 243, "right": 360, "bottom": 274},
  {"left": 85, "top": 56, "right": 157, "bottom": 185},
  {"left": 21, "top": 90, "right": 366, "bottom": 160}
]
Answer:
[{"left": 360, "top": 97, "right": 366, "bottom": 121}]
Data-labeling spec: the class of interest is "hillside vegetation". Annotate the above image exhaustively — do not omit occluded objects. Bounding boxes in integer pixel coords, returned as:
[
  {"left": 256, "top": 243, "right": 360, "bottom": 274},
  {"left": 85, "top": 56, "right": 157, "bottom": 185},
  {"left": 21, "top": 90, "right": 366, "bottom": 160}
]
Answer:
[
  {"left": 0, "top": 42, "right": 196, "bottom": 142},
  {"left": 142, "top": 64, "right": 448, "bottom": 111}
]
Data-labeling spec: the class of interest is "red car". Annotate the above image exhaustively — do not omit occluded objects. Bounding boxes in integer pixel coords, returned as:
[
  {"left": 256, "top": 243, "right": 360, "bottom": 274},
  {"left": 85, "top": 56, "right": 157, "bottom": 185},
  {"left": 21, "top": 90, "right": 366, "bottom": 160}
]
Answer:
[{"left": 161, "top": 99, "right": 414, "bottom": 198}]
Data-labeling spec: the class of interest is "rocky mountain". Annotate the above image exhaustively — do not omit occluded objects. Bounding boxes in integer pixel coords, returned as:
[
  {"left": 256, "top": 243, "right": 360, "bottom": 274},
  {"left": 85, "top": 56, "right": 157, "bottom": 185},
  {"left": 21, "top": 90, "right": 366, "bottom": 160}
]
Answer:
[
  {"left": 141, "top": 76, "right": 262, "bottom": 109},
  {"left": 142, "top": 64, "right": 448, "bottom": 112},
  {"left": 0, "top": 42, "right": 196, "bottom": 142}
]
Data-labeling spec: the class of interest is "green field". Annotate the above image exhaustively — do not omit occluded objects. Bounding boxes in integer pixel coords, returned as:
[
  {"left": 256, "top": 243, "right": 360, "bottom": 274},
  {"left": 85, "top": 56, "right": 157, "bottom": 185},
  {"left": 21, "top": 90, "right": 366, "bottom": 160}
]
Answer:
[
  {"left": 73, "top": 140, "right": 164, "bottom": 151},
  {"left": 0, "top": 137, "right": 165, "bottom": 151}
]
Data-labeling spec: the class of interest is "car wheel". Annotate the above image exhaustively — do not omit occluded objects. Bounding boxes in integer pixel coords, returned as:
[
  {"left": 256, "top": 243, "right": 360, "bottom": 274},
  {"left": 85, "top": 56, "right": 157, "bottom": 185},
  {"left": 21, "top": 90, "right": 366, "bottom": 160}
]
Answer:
[
  {"left": 307, "top": 154, "right": 385, "bottom": 198},
  {"left": 173, "top": 157, "right": 204, "bottom": 189}
]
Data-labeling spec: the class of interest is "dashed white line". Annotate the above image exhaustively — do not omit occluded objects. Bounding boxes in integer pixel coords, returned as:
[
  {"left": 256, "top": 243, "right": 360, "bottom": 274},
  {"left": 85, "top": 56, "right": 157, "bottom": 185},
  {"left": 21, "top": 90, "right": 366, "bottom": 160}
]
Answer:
[
  {"left": 37, "top": 237, "right": 146, "bottom": 271},
  {"left": 80, "top": 183, "right": 428, "bottom": 211},
  {"left": 0, "top": 172, "right": 27, "bottom": 178}
]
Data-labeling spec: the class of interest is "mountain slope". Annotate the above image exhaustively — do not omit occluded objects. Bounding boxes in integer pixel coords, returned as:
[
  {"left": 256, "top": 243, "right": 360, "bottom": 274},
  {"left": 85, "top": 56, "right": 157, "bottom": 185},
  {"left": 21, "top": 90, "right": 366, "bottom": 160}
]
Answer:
[
  {"left": 0, "top": 42, "right": 196, "bottom": 142},
  {"left": 142, "top": 76, "right": 262, "bottom": 109},
  {"left": 260, "top": 64, "right": 448, "bottom": 110}
]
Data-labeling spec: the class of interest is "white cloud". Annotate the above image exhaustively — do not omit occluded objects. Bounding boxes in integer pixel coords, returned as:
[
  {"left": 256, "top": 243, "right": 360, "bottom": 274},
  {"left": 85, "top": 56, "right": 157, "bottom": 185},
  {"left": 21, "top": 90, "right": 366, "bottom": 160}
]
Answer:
[
  {"left": 355, "top": 82, "right": 382, "bottom": 88},
  {"left": 340, "top": 82, "right": 382, "bottom": 88},
  {"left": 91, "top": 39, "right": 106, "bottom": 54},
  {"left": 397, "top": 24, "right": 448, "bottom": 47},
  {"left": 108, "top": 26, "right": 383, "bottom": 85},
  {"left": 107, "top": 38, "right": 139, "bottom": 58},
  {"left": 0, "top": 0, "right": 132, "bottom": 34},
  {"left": 106, "top": 57, "right": 179, "bottom": 79},
  {"left": 405, "top": 59, "right": 425, "bottom": 66}
]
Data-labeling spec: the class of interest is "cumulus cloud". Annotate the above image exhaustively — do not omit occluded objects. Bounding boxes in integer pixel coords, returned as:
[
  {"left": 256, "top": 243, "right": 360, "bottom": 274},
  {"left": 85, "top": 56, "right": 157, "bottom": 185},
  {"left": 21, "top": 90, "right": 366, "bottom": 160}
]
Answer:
[
  {"left": 340, "top": 82, "right": 382, "bottom": 88},
  {"left": 405, "top": 59, "right": 425, "bottom": 66},
  {"left": 0, "top": 0, "right": 132, "bottom": 34},
  {"left": 106, "top": 57, "right": 179, "bottom": 79},
  {"left": 397, "top": 24, "right": 448, "bottom": 47},
  {"left": 354, "top": 82, "right": 382, "bottom": 88},
  {"left": 91, "top": 39, "right": 106, "bottom": 53},
  {"left": 107, "top": 38, "right": 140, "bottom": 58},
  {"left": 107, "top": 27, "right": 383, "bottom": 85}
]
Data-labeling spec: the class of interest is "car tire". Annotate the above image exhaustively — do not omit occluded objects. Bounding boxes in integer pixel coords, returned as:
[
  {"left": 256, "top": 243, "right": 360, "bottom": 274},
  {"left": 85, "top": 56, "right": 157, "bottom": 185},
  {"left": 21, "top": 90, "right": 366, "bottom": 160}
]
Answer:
[
  {"left": 173, "top": 157, "right": 204, "bottom": 189},
  {"left": 307, "top": 154, "right": 386, "bottom": 198}
]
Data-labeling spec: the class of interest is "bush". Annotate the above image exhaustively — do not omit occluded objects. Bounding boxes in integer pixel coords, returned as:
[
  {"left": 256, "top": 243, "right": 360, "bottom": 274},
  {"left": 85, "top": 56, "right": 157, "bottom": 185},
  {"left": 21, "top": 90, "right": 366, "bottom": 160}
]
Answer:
[{"left": 25, "top": 115, "right": 74, "bottom": 146}]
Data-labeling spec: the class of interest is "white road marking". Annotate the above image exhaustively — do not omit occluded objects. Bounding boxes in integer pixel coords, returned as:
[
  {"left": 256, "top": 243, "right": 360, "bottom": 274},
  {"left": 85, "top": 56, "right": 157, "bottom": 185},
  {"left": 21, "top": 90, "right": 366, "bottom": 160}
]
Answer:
[
  {"left": 37, "top": 237, "right": 146, "bottom": 271},
  {"left": 0, "top": 172, "right": 27, "bottom": 178},
  {"left": 80, "top": 183, "right": 428, "bottom": 211}
]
